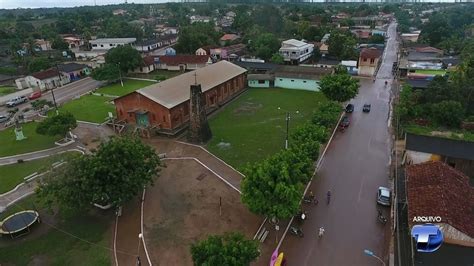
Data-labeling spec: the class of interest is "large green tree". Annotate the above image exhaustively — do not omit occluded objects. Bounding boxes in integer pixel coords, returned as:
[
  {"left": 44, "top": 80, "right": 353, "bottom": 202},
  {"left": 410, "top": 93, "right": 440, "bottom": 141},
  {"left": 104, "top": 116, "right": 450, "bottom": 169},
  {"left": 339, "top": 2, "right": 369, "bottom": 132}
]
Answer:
[
  {"left": 105, "top": 45, "right": 142, "bottom": 74},
  {"left": 36, "top": 112, "right": 77, "bottom": 137},
  {"left": 328, "top": 31, "right": 357, "bottom": 60},
  {"left": 249, "top": 33, "right": 280, "bottom": 61},
  {"left": 431, "top": 100, "right": 465, "bottom": 128},
  {"left": 191, "top": 232, "right": 260, "bottom": 266},
  {"left": 320, "top": 73, "right": 359, "bottom": 102},
  {"left": 28, "top": 57, "right": 52, "bottom": 73},
  {"left": 91, "top": 63, "right": 121, "bottom": 82},
  {"left": 37, "top": 137, "right": 162, "bottom": 211},
  {"left": 175, "top": 22, "right": 220, "bottom": 54}
]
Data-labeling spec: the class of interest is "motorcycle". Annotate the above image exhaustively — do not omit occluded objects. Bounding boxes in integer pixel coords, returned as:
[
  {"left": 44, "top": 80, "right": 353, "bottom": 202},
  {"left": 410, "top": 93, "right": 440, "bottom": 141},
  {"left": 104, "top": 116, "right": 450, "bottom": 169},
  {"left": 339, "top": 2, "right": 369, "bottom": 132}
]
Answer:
[
  {"left": 326, "top": 191, "right": 331, "bottom": 204},
  {"left": 296, "top": 210, "right": 307, "bottom": 222},
  {"left": 378, "top": 210, "right": 387, "bottom": 224},
  {"left": 290, "top": 226, "right": 304, "bottom": 238},
  {"left": 303, "top": 195, "right": 318, "bottom": 205}
]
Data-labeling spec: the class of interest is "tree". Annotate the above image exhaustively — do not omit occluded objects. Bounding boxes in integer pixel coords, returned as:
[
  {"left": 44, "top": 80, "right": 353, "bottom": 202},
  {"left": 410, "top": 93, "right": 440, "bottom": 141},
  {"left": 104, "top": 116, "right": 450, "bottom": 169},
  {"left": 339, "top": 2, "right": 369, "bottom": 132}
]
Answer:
[
  {"left": 91, "top": 64, "right": 121, "bottom": 82},
  {"left": 241, "top": 148, "right": 309, "bottom": 220},
  {"left": 320, "top": 73, "right": 359, "bottom": 102},
  {"left": 327, "top": 31, "right": 357, "bottom": 60},
  {"left": 431, "top": 100, "right": 465, "bottom": 128},
  {"left": 270, "top": 53, "right": 284, "bottom": 64},
  {"left": 28, "top": 57, "right": 52, "bottom": 73},
  {"left": 233, "top": 11, "right": 253, "bottom": 33},
  {"left": 291, "top": 123, "right": 327, "bottom": 160},
  {"left": 51, "top": 36, "right": 69, "bottom": 50},
  {"left": 250, "top": 33, "right": 280, "bottom": 61},
  {"left": 311, "top": 101, "right": 342, "bottom": 129},
  {"left": 37, "top": 137, "right": 162, "bottom": 211},
  {"left": 105, "top": 45, "right": 142, "bottom": 74},
  {"left": 36, "top": 112, "right": 77, "bottom": 137},
  {"left": 175, "top": 23, "right": 220, "bottom": 54},
  {"left": 191, "top": 232, "right": 260, "bottom": 266},
  {"left": 368, "top": 35, "right": 385, "bottom": 44}
]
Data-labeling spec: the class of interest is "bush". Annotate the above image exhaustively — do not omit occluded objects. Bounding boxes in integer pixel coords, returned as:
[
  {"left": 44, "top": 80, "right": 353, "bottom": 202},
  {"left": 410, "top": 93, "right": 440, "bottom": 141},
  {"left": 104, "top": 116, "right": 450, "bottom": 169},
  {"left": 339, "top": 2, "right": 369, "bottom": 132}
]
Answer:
[
  {"left": 431, "top": 100, "right": 464, "bottom": 128},
  {"left": 154, "top": 75, "right": 167, "bottom": 81},
  {"left": 0, "top": 66, "right": 17, "bottom": 75}
]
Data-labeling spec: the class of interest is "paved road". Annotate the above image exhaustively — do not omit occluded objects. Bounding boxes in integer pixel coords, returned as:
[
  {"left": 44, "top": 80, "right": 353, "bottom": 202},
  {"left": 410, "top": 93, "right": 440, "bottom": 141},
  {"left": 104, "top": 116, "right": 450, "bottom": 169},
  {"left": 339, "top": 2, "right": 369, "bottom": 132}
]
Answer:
[
  {"left": 280, "top": 22, "right": 398, "bottom": 265},
  {"left": 0, "top": 77, "right": 102, "bottom": 114}
]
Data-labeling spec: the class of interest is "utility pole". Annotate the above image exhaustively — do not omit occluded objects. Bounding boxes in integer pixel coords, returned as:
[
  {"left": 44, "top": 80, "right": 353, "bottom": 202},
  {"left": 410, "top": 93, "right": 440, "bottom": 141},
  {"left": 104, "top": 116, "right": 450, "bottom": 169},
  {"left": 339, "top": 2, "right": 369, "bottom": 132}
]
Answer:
[{"left": 52, "top": 64, "right": 61, "bottom": 115}]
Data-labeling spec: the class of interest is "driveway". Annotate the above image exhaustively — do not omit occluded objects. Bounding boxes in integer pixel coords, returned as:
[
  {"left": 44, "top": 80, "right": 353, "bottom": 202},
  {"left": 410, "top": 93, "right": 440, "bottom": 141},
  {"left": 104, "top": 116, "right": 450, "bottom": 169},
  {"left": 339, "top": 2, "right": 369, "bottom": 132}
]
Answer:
[{"left": 279, "top": 22, "right": 399, "bottom": 265}]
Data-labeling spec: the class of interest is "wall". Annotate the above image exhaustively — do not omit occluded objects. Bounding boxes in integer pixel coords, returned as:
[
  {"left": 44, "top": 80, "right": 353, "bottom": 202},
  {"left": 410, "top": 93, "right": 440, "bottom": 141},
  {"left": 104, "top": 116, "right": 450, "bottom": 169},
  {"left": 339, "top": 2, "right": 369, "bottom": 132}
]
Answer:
[
  {"left": 358, "top": 57, "right": 380, "bottom": 76},
  {"left": 274, "top": 77, "right": 319, "bottom": 91},
  {"left": 248, "top": 80, "right": 270, "bottom": 88}
]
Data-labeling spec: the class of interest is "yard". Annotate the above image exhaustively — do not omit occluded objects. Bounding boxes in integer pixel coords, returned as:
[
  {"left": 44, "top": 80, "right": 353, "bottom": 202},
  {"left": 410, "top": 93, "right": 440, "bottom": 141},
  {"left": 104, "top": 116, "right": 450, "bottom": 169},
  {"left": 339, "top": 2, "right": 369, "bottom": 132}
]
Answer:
[
  {"left": 414, "top": 69, "right": 447, "bottom": 76},
  {"left": 206, "top": 88, "right": 328, "bottom": 169},
  {"left": 58, "top": 94, "right": 115, "bottom": 123},
  {"left": 404, "top": 124, "right": 474, "bottom": 142},
  {"left": 95, "top": 79, "right": 156, "bottom": 97},
  {"left": 0, "top": 195, "right": 112, "bottom": 266},
  {"left": 0, "top": 86, "right": 15, "bottom": 96},
  {"left": 0, "top": 122, "right": 60, "bottom": 157},
  {"left": 142, "top": 159, "right": 262, "bottom": 265},
  {"left": 0, "top": 151, "right": 81, "bottom": 194}
]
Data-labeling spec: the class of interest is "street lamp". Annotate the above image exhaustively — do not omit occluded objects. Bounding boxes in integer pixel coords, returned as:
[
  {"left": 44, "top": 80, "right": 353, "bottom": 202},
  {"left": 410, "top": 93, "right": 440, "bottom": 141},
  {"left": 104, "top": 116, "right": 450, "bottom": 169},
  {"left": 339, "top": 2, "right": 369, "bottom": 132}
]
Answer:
[
  {"left": 137, "top": 233, "right": 143, "bottom": 266},
  {"left": 277, "top": 107, "right": 299, "bottom": 150},
  {"left": 363, "top": 249, "right": 385, "bottom": 266},
  {"left": 117, "top": 62, "right": 124, "bottom": 87}
]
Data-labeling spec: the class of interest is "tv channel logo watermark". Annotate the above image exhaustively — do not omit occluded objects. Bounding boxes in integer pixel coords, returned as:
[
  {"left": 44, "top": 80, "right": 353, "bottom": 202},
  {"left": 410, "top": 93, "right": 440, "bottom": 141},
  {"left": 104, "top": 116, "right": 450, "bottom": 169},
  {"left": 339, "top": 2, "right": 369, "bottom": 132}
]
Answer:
[{"left": 411, "top": 223, "right": 443, "bottom": 253}]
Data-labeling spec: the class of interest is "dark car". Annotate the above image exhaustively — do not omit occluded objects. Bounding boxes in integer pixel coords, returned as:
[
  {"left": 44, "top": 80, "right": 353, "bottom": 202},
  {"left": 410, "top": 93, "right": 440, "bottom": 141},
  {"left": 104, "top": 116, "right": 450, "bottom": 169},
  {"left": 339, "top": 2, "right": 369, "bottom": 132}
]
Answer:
[
  {"left": 345, "top": 103, "right": 354, "bottom": 113},
  {"left": 0, "top": 114, "right": 9, "bottom": 123},
  {"left": 340, "top": 116, "right": 350, "bottom": 127},
  {"left": 363, "top": 104, "right": 371, "bottom": 113}
]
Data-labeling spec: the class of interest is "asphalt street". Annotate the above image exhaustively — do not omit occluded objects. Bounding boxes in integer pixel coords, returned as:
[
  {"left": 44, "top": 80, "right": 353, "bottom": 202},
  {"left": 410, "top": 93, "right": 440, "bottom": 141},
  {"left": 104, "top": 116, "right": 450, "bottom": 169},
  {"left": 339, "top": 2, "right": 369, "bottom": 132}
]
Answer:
[
  {"left": 280, "top": 22, "right": 398, "bottom": 266},
  {"left": 0, "top": 77, "right": 102, "bottom": 114}
]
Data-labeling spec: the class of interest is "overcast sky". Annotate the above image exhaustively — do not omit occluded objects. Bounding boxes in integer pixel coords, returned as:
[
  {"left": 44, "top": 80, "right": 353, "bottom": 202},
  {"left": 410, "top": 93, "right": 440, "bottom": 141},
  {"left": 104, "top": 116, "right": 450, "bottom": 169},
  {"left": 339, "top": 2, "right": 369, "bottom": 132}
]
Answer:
[{"left": 0, "top": 0, "right": 460, "bottom": 10}]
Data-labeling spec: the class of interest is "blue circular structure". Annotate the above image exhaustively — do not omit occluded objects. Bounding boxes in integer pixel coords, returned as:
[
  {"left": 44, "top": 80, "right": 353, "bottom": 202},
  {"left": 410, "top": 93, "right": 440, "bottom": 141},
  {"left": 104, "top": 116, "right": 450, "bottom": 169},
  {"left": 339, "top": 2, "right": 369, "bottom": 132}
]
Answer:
[{"left": 0, "top": 210, "right": 40, "bottom": 238}]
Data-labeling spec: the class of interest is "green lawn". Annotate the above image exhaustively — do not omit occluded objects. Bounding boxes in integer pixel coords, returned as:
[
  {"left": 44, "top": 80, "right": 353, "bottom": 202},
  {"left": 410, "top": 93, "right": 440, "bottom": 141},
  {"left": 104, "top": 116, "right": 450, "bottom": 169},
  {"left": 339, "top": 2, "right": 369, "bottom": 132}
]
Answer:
[
  {"left": 58, "top": 94, "right": 115, "bottom": 123},
  {"left": 0, "top": 195, "right": 111, "bottom": 266},
  {"left": 0, "top": 122, "right": 60, "bottom": 157},
  {"left": 0, "top": 152, "right": 81, "bottom": 194},
  {"left": 95, "top": 79, "right": 155, "bottom": 97},
  {"left": 206, "top": 88, "right": 328, "bottom": 169},
  {"left": 0, "top": 86, "right": 16, "bottom": 96},
  {"left": 128, "top": 69, "right": 182, "bottom": 81},
  {"left": 414, "top": 69, "right": 447, "bottom": 75}
]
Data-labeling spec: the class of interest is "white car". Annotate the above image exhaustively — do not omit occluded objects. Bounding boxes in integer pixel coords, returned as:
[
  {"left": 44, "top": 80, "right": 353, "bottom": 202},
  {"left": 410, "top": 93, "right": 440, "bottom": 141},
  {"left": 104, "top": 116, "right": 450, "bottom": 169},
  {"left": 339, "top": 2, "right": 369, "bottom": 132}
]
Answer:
[
  {"left": 6, "top": 96, "right": 27, "bottom": 107},
  {"left": 377, "top": 187, "right": 391, "bottom": 206}
]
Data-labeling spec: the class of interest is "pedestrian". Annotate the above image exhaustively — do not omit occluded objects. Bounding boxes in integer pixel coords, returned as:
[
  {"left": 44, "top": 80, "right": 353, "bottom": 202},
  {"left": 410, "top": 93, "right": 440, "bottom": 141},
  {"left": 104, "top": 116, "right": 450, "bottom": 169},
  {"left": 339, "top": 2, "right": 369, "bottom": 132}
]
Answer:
[
  {"left": 309, "top": 190, "right": 314, "bottom": 199},
  {"left": 318, "top": 227, "right": 325, "bottom": 238}
]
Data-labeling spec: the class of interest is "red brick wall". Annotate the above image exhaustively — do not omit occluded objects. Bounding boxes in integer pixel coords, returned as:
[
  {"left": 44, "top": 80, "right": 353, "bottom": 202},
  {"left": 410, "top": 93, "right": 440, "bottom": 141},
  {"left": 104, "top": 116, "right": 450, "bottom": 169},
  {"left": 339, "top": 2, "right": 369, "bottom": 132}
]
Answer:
[{"left": 115, "top": 73, "right": 246, "bottom": 131}]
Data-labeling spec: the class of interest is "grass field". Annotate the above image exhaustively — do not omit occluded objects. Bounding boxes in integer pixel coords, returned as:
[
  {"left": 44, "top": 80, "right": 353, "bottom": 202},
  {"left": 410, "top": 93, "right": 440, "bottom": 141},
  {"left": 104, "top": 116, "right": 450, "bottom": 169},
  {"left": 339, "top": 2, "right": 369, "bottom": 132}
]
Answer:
[
  {"left": 404, "top": 124, "right": 474, "bottom": 142},
  {"left": 58, "top": 94, "right": 115, "bottom": 123},
  {"left": 0, "top": 122, "right": 60, "bottom": 157},
  {"left": 0, "top": 196, "right": 111, "bottom": 266},
  {"left": 95, "top": 79, "right": 155, "bottom": 97},
  {"left": 206, "top": 88, "right": 327, "bottom": 169},
  {"left": 414, "top": 69, "right": 447, "bottom": 75},
  {"left": 0, "top": 86, "right": 15, "bottom": 96},
  {"left": 0, "top": 152, "right": 81, "bottom": 194}
]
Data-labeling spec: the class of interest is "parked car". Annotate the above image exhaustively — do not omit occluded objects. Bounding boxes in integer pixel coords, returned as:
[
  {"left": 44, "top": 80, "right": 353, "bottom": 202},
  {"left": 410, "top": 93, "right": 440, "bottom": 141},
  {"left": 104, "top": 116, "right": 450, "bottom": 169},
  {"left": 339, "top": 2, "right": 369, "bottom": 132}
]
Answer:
[
  {"left": 377, "top": 187, "right": 391, "bottom": 206},
  {"left": 28, "top": 91, "right": 42, "bottom": 100},
  {"left": 6, "top": 96, "right": 28, "bottom": 107},
  {"left": 345, "top": 103, "right": 354, "bottom": 113},
  {"left": 340, "top": 116, "right": 350, "bottom": 127},
  {"left": 363, "top": 104, "right": 371, "bottom": 113},
  {"left": 0, "top": 114, "right": 9, "bottom": 123}
]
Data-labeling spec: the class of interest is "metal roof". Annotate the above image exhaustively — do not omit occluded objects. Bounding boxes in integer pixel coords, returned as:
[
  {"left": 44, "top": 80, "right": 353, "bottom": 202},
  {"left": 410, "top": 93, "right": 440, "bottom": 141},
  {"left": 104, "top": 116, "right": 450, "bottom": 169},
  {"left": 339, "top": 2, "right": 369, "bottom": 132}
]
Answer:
[
  {"left": 281, "top": 39, "right": 310, "bottom": 48},
  {"left": 90, "top": 38, "right": 136, "bottom": 44},
  {"left": 406, "top": 133, "right": 474, "bottom": 160},
  {"left": 135, "top": 61, "right": 247, "bottom": 109},
  {"left": 247, "top": 74, "right": 274, "bottom": 81}
]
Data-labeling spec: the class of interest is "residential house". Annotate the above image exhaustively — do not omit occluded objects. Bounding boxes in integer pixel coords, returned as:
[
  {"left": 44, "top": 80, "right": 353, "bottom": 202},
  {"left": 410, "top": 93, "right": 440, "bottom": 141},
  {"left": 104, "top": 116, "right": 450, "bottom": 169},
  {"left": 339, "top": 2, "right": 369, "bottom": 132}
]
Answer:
[
  {"left": 154, "top": 55, "right": 212, "bottom": 71},
  {"left": 406, "top": 161, "right": 474, "bottom": 247},
  {"left": 57, "top": 63, "right": 90, "bottom": 81},
  {"left": 210, "top": 44, "right": 246, "bottom": 61},
  {"left": 358, "top": 47, "right": 382, "bottom": 77},
  {"left": 63, "top": 36, "right": 83, "bottom": 49},
  {"left": 234, "top": 61, "right": 278, "bottom": 74},
  {"left": 164, "top": 47, "right": 176, "bottom": 56},
  {"left": 135, "top": 39, "right": 163, "bottom": 53},
  {"left": 195, "top": 48, "right": 208, "bottom": 56},
  {"left": 341, "top": 60, "right": 358, "bottom": 75},
  {"left": 132, "top": 56, "right": 155, "bottom": 74},
  {"left": 274, "top": 65, "right": 333, "bottom": 91},
  {"left": 35, "top": 39, "right": 52, "bottom": 51},
  {"left": 190, "top": 15, "right": 212, "bottom": 24},
  {"left": 404, "top": 133, "right": 474, "bottom": 178},
  {"left": 113, "top": 9, "right": 127, "bottom": 16},
  {"left": 247, "top": 74, "right": 274, "bottom": 88},
  {"left": 371, "top": 29, "right": 386, "bottom": 37},
  {"left": 220, "top": 34, "right": 239, "bottom": 45},
  {"left": 89, "top": 38, "right": 136, "bottom": 51},
  {"left": 401, "top": 32, "right": 421, "bottom": 43},
  {"left": 351, "top": 29, "right": 371, "bottom": 40},
  {"left": 315, "top": 58, "right": 340, "bottom": 68},
  {"left": 154, "top": 25, "right": 179, "bottom": 36},
  {"left": 279, "top": 39, "right": 314, "bottom": 65},
  {"left": 113, "top": 61, "right": 247, "bottom": 135},
  {"left": 16, "top": 68, "right": 70, "bottom": 91}
]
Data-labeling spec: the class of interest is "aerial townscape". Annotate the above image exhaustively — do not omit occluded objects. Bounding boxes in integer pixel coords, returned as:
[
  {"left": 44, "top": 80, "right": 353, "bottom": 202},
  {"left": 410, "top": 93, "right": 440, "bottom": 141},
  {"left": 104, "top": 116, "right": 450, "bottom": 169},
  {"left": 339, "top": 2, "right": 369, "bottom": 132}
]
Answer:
[{"left": 0, "top": 1, "right": 473, "bottom": 266}]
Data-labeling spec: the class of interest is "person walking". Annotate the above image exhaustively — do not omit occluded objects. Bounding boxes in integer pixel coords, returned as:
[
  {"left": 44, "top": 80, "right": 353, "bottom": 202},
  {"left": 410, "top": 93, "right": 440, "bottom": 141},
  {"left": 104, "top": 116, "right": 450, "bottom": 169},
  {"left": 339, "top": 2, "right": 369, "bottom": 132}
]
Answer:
[{"left": 318, "top": 227, "right": 325, "bottom": 238}]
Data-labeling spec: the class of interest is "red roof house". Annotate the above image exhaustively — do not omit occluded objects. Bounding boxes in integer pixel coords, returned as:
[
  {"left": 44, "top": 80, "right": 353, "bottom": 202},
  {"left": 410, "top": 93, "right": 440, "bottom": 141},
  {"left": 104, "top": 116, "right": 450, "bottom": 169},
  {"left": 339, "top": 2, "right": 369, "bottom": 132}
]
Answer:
[
  {"left": 406, "top": 161, "right": 474, "bottom": 247},
  {"left": 155, "top": 55, "right": 212, "bottom": 71}
]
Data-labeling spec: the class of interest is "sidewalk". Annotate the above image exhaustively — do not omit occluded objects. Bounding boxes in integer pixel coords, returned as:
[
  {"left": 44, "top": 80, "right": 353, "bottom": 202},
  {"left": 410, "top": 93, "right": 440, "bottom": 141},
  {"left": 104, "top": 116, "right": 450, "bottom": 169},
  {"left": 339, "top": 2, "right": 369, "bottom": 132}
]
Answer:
[
  {"left": 0, "top": 142, "right": 79, "bottom": 166},
  {"left": 0, "top": 177, "right": 38, "bottom": 212}
]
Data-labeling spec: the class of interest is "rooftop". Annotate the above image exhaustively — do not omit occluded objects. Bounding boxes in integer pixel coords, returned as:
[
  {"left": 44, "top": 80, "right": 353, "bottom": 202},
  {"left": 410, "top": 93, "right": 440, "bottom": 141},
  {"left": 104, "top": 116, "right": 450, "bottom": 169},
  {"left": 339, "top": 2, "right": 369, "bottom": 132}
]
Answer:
[
  {"left": 281, "top": 39, "right": 312, "bottom": 48},
  {"left": 360, "top": 48, "right": 382, "bottom": 59},
  {"left": 57, "top": 63, "right": 88, "bottom": 73},
  {"left": 406, "top": 132, "right": 474, "bottom": 160},
  {"left": 131, "top": 61, "right": 246, "bottom": 109},
  {"left": 406, "top": 161, "right": 474, "bottom": 238},
  {"left": 275, "top": 65, "right": 334, "bottom": 80},
  {"left": 155, "top": 55, "right": 210, "bottom": 66},
  {"left": 90, "top": 38, "right": 136, "bottom": 44},
  {"left": 31, "top": 68, "right": 59, "bottom": 80},
  {"left": 247, "top": 74, "right": 274, "bottom": 81}
]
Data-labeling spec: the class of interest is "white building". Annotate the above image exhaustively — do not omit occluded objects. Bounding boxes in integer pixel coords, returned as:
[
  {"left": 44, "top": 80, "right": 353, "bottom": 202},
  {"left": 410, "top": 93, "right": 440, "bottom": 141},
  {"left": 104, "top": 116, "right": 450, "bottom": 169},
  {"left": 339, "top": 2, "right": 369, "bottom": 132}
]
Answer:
[
  {"left": 16, "top": 68, "right": 70, "bottom": 91},
  {"left": 279, "top": 39, "right": 314, "bottom": 65},
  {"left": 89, "top": 38, "right": 136, "bottom": 51}
]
